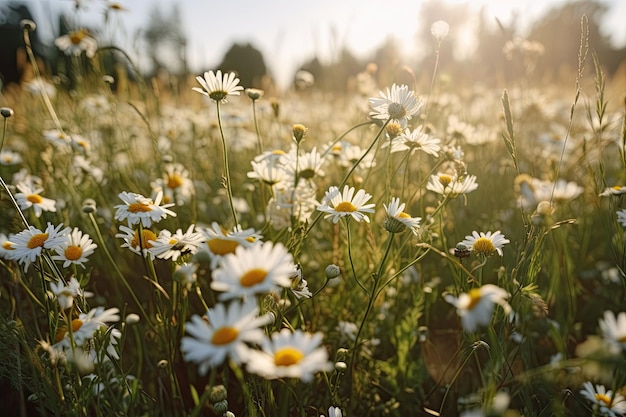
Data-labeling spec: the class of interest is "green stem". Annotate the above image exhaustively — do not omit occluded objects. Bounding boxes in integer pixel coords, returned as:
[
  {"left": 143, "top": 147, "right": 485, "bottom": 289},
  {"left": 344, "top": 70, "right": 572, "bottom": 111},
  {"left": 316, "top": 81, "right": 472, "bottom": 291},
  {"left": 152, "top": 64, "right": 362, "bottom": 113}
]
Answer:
[
  {"left": 345, "top": 219, "right": 368, "bottom": 294},
  {"left": 216, "top": 102, "right": 239, "bottom": 227}
]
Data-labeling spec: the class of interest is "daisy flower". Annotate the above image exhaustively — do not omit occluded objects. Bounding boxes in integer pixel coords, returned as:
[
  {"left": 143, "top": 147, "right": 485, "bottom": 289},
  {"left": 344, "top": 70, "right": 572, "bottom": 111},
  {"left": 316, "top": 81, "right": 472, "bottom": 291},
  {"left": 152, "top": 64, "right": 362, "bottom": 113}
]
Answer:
[
  {"left": 199, "top": 222, "right": 262, "bottom": 269},
  {"left": 0, "top": 149, "right": 22, "bottom": 166},
  {"left": 8, "top": 223, "right": 69, "bottom": 271},
  {"left": 51, "top": 227, "right": 97, "bottom": 268},
  {"left": 211, "top": 241, "right": 294, "bottom": 301},
  {"left": 459, "top": 230, "right": 510, "bottom": 257},
  {"left": 49, "top": 277, "right": 94, "bottom": 310},
  {"left": 180, "top": 300, "right": 273, "bottom": 375},
  {"left": 115, "top": 225, "right": 158, "bottom": 259},
  {"left": 246, "top": 328, "right": 333, "bottom": 382},
  {"left": 283, "top": 147, "right": 326, "bottom": 182},
  {"left": 385, "top": 127, "right": 441, "bottom": 157},
  {"left": 600, "top": 186, "right": 626, "bottom": 197},
  {"left": 426, "top": 173, "right": 478, "bottom": 198},
  {"left": 55, "top": 307, "right": 119, "bottom": 351},
  {"left": 444, "top": 284, "right": 512, "bottom": 333},
  {"left": 150, "top": 163, "right": 194, "bottom": 206},
  {"left": 369, "top": 84, "right": 423, "bottom": 128},
  {"left": 0, "top": 233, "right": 16, "bottom": 260},
  {"left": 289, "top": 264, "right": 312, "bottom": 299},
  {"left": 316, "top": 185, "right": 375, "bottom": 224},
  {"left": 54, "top": 29, "right": 98, "bottom": 58},
  {"left": 599, "top": 310, "right": 626, "bottom": 354},
  {"left": 114, "top": 191, "right": 176, "bottom": 228},
  {"left": 580, "top": 381, "right": 626, "bottom": 417},
  {"left": 383, "top": 197, "right": 421, "bottom": 235},
  {"left": 147, "top": 224, "right": 205, "bottom": 261},
  {"left": 174, "top": 263, "right": 198, "bottom": 290},
  {"left": 247, "top": 157, "right": 290, "bottom": 187},
  {"left": 14, "top": 182, "right": 57, "bottom": 217},
  {"left": 192, "top": 70, "right": 244, "bottom": 103}
]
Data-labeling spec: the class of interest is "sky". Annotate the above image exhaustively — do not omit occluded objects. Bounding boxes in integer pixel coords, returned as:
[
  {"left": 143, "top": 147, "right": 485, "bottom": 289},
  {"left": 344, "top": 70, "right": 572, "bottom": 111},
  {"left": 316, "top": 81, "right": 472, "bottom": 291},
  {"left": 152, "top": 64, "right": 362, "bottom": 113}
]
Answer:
[{"left": 21, "top": 0, "right": 626, "bottom": 89}]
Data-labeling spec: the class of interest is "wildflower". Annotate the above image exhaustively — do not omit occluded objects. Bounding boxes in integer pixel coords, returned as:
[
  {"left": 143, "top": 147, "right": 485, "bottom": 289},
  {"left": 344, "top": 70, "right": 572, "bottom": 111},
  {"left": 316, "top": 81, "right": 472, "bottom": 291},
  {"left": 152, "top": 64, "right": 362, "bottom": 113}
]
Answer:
[
  {"left": 599, "top": 310, "right": 626, "bottom": 354},
  {"left": 0, "top": 233, "right": 15, "bottom": 259},
  {"left": 247, "top": 157, "right": 289, "bottom": 186},
  {"left": 51, "top": 227, "right": 97, "bottom": 268},
  {"left": 54, "top": 29, "right": 97, "bottom": 58},
  {"left": 0, "top": 149, "right": 22, "bottom": 166},
  {"left": 266, "top": 183, "right": 319, "bottom": 228},
  {"left": 325, "top": 264, "right": 341, "bottom": 280},
  {"left": 283, "top": 146, "right": 325, "bottom": 182},
  {"left": 211, "top": 241, "right": 294, "bottom": 301},
  {"left": 317, "top": 185, "right": 375, "bottom": 224},
  {"left": 444, "top": 285, "right": 512, "bottom": 333},
  {"left": 245, "top": 88, "right": 264, "bottom": 101},
  {"left": 292, "top": 124, "right": 307, "bottom": 144},
  {"left": 579, "top": 381, "right": 626, "bottom": 417},
  {"left": 7, "top": 223, "right": 69, "bottom": 271},
  {"left": 192, "top": 70, "right": 244, "bottom": 103},
  {"left": 295, "top": 70, "right": 315, "bottom": 89},
  {"left": 383, "top": 197, "right": 421, "bottom": 235},
  {"left": 459, "top": 230, "right": 510, "bottom": 257},
  {"left": 321, "top": 407, "right": 343, "bottom": 417},
  {"left": 246, "top": 328, "right": 333, "bottom": 382},
  {"left": 150, "top": 163, "right": 194, "bottom": 206},
  {"left": 431, "top": 20, "right": 450, "bottom": 42},
  {"left": 369, "top": 84, "right": 423, "bottom": 128},
  {"left": 147, "top": 224, "right": 205, "bottom": 261},
  {"left": 181, "top": 300, "right": 272, "bottom": 375},
  {"left": 42, "top": 129, "right": 71, "bottom": 147},
  {"left": 55, "top": 307, "right": 120, "bottom": 349},
  {"left": 199, "top": 222, "right": 262, "bottom": 269},
  {"left": 114, "top": 191, "right": 176, "bottom": 228},
  {"left": 174, "top": 263, "right": 198, "bottom": 290},
  {"left": 115, "top": 225, "right": 158, "bottom": 259},
  {"left": 14, "top": 182, "right": 57, "bottom": 217},
  {"left": 600, "top": 186, "right": 626, "bottom": 197},
  {"left": 290, "top": 265, "right": 312, "bottom": 299},
  {"left": 385, "top": 127, "right": 441, "bottom": 157},
  {"left": 426, "top": 173, "right": 478, "bottom": 198},
  {"left": 49, "top": 277, "right": 94, "bottom": 310}
]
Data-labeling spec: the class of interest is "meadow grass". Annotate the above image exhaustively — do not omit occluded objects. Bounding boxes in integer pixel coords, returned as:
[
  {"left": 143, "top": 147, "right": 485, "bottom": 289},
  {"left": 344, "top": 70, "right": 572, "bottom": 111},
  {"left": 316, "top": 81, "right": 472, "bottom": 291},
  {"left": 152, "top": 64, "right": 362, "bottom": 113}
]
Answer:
[{"left": 0, "top": 15, "right": 625, "bottom": 417}]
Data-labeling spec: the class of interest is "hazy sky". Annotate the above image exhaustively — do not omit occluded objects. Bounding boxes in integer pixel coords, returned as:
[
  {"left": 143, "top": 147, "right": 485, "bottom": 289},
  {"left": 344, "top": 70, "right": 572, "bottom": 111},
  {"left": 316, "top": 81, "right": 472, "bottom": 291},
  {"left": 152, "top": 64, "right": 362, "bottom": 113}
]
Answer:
[{"left": 24, "top": 0, "right": 626, "bottom": 89}]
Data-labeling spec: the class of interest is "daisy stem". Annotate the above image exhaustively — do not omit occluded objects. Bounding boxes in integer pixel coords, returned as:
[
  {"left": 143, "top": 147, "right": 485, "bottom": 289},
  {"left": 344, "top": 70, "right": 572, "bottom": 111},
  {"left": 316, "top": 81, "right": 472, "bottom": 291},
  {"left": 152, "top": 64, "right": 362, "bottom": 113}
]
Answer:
[
  {"left": 344, "top": 220, "right": 368, "bottom": 294},
  {"left": 86, "top": 213, "right": 155, "bottom": 331},
  {"left": 348, "top": 234, "right": 394, "bottom": 413},
  {"left": 338, "top": 118, "right": 390, "bottom": 190},
  {"left": 252, "top": 99, "right": 264, "bottom": 154},
  {"left": 215, "top": 102, "right": 239, "bottom": 227},
  {"left": 228, "top": 359, "right": 257, "bottom": 417}
]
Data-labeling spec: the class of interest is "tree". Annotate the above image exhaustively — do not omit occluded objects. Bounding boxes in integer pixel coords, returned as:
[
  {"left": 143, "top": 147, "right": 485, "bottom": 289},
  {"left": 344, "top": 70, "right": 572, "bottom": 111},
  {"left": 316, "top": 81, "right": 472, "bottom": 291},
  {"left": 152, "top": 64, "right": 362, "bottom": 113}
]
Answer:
[{"left": 216, "top": 42, "right": 267, "bottom": 89}]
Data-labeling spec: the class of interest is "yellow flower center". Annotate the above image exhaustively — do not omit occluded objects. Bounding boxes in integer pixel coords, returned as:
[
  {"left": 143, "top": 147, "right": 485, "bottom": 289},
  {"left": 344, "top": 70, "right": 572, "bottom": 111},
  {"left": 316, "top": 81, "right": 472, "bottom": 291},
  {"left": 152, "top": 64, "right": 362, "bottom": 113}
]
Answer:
[
  {"left": 334, "top": 201, "right": 357, "bottom": 213},
  {"left": 466, "top": 288, "right": 482, "bottom": 310},
  {"left": 64, "top": 245, "right": 83, "bottom": 261},
  {"left": 207, "top": 238, "right": 239, "bottom": 256},
  {"left": 27, "top": 194, "right": 43, "bottom": 204},
  {"left": 71, "top": 318, "right": 84, "bottom": 332},
  {"left": 245, "top": 236, "right": 256, "bottom": 243},
  {"left": 166, "top": 173, "right": 184, "bottom": 189},
  {"left": 385, "top": 122, "right": 403, "bottom": 138},
  {"left": 27, "top": 233, "right": 48, "bottom": 249},
  {"left": 398, "top": 212, "right": 411, "bottom": 219},
  {"left": 240, "top": 268, "right": 268, "bottom": 287},
  {"left": 131, "top": 230, "right": 157, "bottom": 249},
  {"left": 128, "top": 203, "right": 153, "bottom": 213},
  {"left": 271, "top": 150, "right": 286, "bottom": 155},
  {"left": 168, "top": 238, "right": 178, "bottom": 245},
  {"left": 69, "top": 30, "right": 86, "bottom": 45},
  {"left": 211, "top": 326, "right": 239, "bottom": 345},
  {"left": 618, "top": 335, "right": 626, "bottom": 343},
  {"left": 473, "top": 237, "right": 496, "bottom": 255},
  {"left": 274, "top": 347, "right": 304, "bottom": 366},
  {"left": 55, "top": 326, "right": 67, "bottom": 343},
  {"left": 612, "top": 185, "right": 623, "bottom": 191},
  {"left": 438, "top": 174, "right": 453, "bottom": 188},
  {"left": 595, "top": 393, "right": 612, "bottom": 406},
  {"left": 332, "top": 145, "right": 342, "bottom": 152},
  {"left": 3, "top": 241, "right": 14, "bottom": 250}
]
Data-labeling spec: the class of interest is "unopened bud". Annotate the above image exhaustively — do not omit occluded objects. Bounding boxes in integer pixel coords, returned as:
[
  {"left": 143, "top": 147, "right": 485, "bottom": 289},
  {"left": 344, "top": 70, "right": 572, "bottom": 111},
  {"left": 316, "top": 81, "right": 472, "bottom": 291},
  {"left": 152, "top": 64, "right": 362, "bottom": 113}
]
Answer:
[
  {"left": 0, "top": 107, "right": 14, "bottom": 118},
  {"left": 292, "top": 124, "right": 307, "bottom": 144},
  {"left": 325, "top": 264, "right": 341, "bottom": 279}
]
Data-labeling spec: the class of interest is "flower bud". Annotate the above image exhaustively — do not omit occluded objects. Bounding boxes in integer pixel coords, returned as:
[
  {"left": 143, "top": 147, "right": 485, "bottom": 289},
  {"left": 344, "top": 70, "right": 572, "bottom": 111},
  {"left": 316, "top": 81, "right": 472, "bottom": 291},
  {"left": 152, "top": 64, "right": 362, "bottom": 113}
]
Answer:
[
  {"left": 0, "top": 107, "right": 14, "bottom": 118},
  {"left": 292, "top": 124, "right": 307, "bottom": 144},
  {"left": 209, "top": 385, "right": 228, "bottom": 403},
  {"left": 82, "top": 198, "right": 97, "bottom": 213},
  {"left": 325, "top": 264, "right": 341, "bottom": 279},
  {"left": 20, "top": 19, "right": 36, "bottom": 32}
]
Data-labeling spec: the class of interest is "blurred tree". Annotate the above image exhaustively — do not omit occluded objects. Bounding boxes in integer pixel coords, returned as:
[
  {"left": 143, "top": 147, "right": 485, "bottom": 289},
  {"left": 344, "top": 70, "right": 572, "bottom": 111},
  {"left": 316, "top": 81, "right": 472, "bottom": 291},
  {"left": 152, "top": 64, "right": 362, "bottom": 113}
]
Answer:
[
  {"left": 0, "top": 2, "right": 47, "bottom": 89},
  {"left": 143, "top": 4, "right": 187, "bottom": 76},
  {"left": 216, "top": 42, "right": 267, "bottom": 89},
  {"left": 528, "top": 0, "right": 619, "bottom": 79}
]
